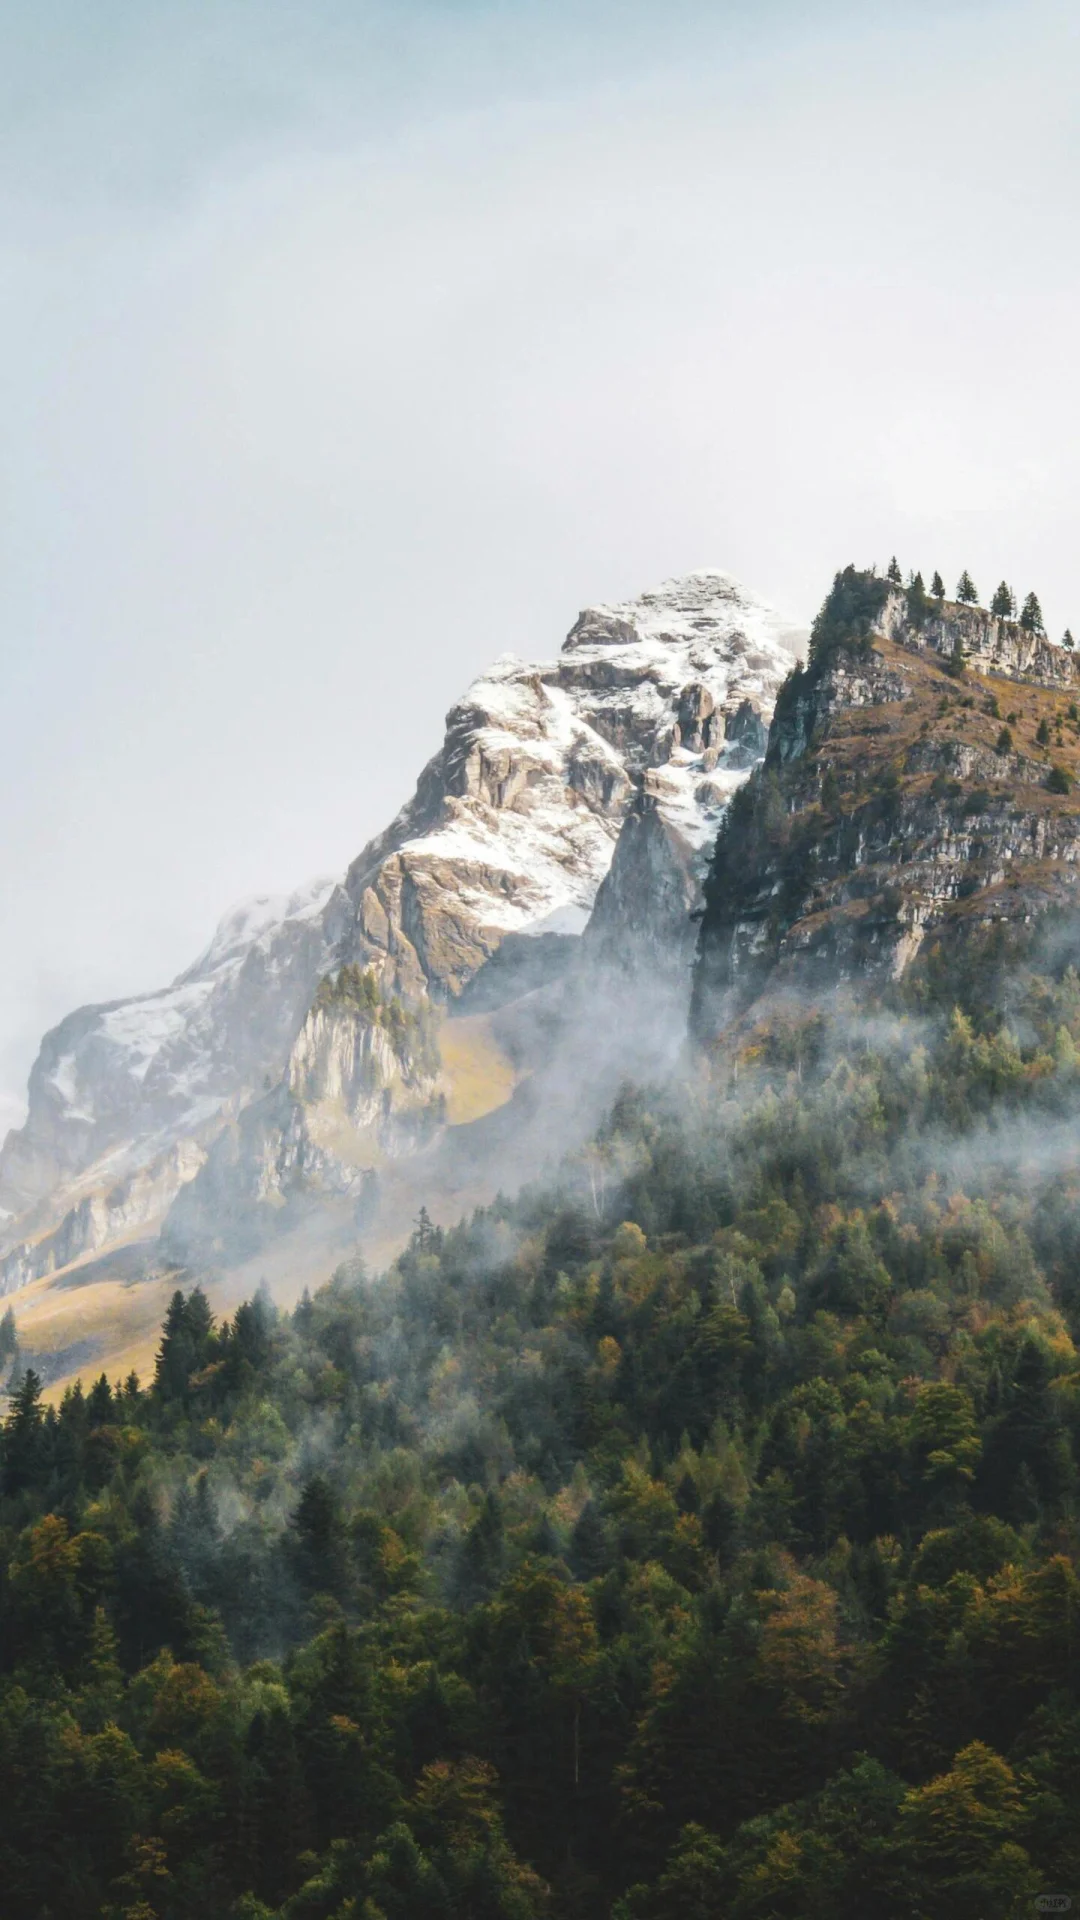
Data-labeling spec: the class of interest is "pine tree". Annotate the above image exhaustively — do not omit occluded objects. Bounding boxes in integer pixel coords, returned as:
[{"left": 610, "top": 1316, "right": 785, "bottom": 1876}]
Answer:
[
  {"left": 991, "top": 581, "right": 1016, "bottom": 619},
  {"left": 931, "top": 571, "right": 945, "bottom": 599},
  {"left": 906, "top": 571, "right": 929, "bottom": 628},
  {"left": 1, "top": 1367, "right": 46, "bottom": 1496},
  {"left": 153, "top": 1286, "right": 215, "bottom": 1405},
  {"left": 78, "top": 1605, "right": 124, "bottom": 1731},
  {"left": 887, "top": 556, "right": 902, "bottom": 586},
  {"left": 412, "top": 1206, "right": 442, "bottom": 1254},
  {"left": 1037, "top": 717, "right": 1051, "bottom": 746},
  {"left": 1063, "top": 629, "right": 1074, "bottom": 650},
  {"left": 1020, "top": 592, "right": 1045, "bottom": 634},
  {"left": 289, "top": 1474, "right": 349, "bottom": 1602},
  {"left": 86, "top": 1372, "right": 114, "bottom": 1427},
  {"left": 956, "top": 570, "right": 979, "bottom": 605}
]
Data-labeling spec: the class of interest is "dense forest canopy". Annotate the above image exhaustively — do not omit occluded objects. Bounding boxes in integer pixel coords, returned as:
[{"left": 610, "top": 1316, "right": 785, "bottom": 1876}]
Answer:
[{"left": 3, "top": 905, "right": 1080, "bottom": 1918}]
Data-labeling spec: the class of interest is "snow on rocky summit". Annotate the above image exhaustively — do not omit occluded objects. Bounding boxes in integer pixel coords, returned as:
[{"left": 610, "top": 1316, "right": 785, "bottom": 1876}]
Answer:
[{"left": 0, "top": 572, "right": 805, "bottom": 1294}]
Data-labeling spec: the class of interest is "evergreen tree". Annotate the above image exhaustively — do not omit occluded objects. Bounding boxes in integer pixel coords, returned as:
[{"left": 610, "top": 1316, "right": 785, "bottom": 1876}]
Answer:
[
  {"left": 956, "top": 570, "right": 979, "bottom": 605},
  {"left": 1, "top": 1367, "right": 47, "bottom": 1497},
  {"left": 1063, "top": 628, "right": 1074, "bottom": 649},
  {"left": 77, "top": 1605, "right": 124, "bottom": 1731},
  {"left": 288, "top": 1473, "right": 350, "bottom": 1603},
  {"left": 454, "top": 1490, "right": 506, "bottom": 1606},
  {"left": 887, "top": 556, "right": 903, "bottom": 586},
  {"left": 569, "top": 1498, "right": 610, "bottom": 1580},
  {"left": 152, "top": 1286, "right": 215, "bottom": 1405},
  {"left": 808, "top": 567, "right": 890, "bottom": 667},
  {"left": 1020, "top": 591, "right": 1045, "bottom": 634},
  {"left": 990, "top": 581, "right": 1015, "bottom": 619},
  {"left": 906, "top": 571, "right": 929, "bottom": 628},
  {"left": 931, "top": 570, "right": 946, "bottom": 599},
  {"left": 85, "top": 1372, "right": 114, "bottom": 1427},
  {"left": 412, "top": 1205, "right": 440, "bottom": 1254}
]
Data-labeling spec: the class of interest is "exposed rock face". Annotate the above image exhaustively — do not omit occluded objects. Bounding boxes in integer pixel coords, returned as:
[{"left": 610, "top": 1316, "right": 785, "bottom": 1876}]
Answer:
[
  {"left": 0, "top": 879, "right": 349, "bottom": 1286},
  {"left": 3, "top": 571, "right": 805, "bottom": 1295},
  {"left": 334, "top": 573, "right": 803, "bottom": 1001},
  {"left": 583, "top": 794, "right": 700, "bottom": 983},
  {"left": 0, "top": 1139, "right": 207, "bottom": 1298},
  {"left": 694, "top": 590, "right": 1080, "bottom": 1039},
  {"left": 880, "top": 591, "right": 1076, "bottom": 687},
  {"left": 163, "top": 984, "right": 441, "bottom": 1264}
]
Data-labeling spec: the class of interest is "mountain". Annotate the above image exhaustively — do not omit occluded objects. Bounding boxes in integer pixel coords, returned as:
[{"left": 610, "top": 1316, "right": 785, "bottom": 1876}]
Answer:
[
  {"left": 0, "top": 571, "right": 804, "bottom": 1379},
  {"left": 0, "top": 878, "right": 348, "bottom": 1258},
  {"left": 693, "top": 574, "right": 1080, "bottom": 1037},
  {"left": 6, "top": 569, "right": 1080, "bottom": 1920}
]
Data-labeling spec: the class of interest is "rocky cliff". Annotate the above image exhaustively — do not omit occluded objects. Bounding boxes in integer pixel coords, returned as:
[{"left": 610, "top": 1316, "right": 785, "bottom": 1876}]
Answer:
[
  {"left": 693, "top": 580, "right": 1080, "bottom": 1037},
  {"left": 331, "top": 572, "right": 803, "bottom": 1000},
  {"left": 166, "top": 572, "right": 804, "bottom": 1260},
  {"left": 3, "top": 571, "right": 804, "bottom": 1304}
]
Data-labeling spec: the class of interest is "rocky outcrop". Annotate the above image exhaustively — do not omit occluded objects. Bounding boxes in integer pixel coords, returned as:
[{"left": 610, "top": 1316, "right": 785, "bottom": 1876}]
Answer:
[
  {"left": 0, "top": 878, "right": 349, "bottom": 1232},
  {"left": 0, "top": 1138, "right": 207, "bottom": 1296},
  {"left": 881, "top": 591, "right": 1077, "bottom": 687},
  {"left": 161, "top": 969, "right": 450, "bottom": 1260},
  {"left": 769, "top": 651, "right": 913, "bottom": 765},
  {"left": 583, "top": 793, "right": 700, "bottom": 984},
  {"left": 334, "top": 573, "right": 804, "bottom": 1003},
  {"left": 694, "top": 588, "right": 1080, "bottom": 1039}
]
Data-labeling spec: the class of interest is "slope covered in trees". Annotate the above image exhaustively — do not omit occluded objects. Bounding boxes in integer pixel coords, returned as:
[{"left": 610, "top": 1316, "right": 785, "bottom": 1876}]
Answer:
[{"left": 4, "top": 926, "right": 1080, "bottom": 1916}]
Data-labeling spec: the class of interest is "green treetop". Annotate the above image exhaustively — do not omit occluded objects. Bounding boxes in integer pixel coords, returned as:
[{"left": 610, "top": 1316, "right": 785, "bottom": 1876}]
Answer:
[
  {"left": 990, "top": 581, "right": 1016, "bottom": 620},
  {"left": 956, "top": 570, "right": 979, "bottom": 605},
  {"left": 1020, "top": 592, "right": 1045, "bottom": 634}
]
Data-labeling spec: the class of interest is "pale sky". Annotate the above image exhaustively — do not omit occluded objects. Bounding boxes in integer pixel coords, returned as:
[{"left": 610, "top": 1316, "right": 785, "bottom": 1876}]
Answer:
[{"left": 2, "top": 0, "right": 1079, "bottom": 1129}]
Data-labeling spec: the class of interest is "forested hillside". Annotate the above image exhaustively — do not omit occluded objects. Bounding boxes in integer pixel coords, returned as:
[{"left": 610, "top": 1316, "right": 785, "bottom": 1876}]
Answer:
[{"left": 4, "top": 926, "right": 1080, "bottom": 1917}]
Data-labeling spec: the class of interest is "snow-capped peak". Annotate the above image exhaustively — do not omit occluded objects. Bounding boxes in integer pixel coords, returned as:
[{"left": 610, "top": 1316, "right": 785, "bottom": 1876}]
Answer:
[
  {"left": 184, "top": 876, "right": 341, "bottom": 980},
  {"left": 0, "top": 569, "right": 807, "bottom": 1280}
]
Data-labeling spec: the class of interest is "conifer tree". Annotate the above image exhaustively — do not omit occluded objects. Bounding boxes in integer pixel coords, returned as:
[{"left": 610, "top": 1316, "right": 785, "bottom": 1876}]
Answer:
[
  {"left": 991, "top": 581, "right": 1016, "bottom": 620},
  {"left": 956, "top": 570, "right": 979, "bottom": 605},
  {"left": 86, "top": 1372, "right": 114, "bottom": 1427},
  {"left": 77, "top": 1605, "right": 124, "bottom": 1731},
  {"left": 931, "top": 571, "right": 945, "bottom": 599},
  {"left": 1063, "top": 629, "right": 1074, "bottom": 650},
  {"left": 1020, "top": 592, "right": 1045, "bottom": 634},
  {"left": 1, "top": 1368, "right": 46, "bottom": 1496},
  {"left": 906, "top": 571, "right": 929, "bottom": 629},
  {"left": 887, "top": 556, "right": 902, "bottom": 586}
]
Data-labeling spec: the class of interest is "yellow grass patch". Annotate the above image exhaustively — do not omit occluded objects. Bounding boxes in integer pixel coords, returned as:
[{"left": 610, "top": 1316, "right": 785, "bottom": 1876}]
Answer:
[{"left": 439, "top": 1012, "right": 518, "bottom": 1124}]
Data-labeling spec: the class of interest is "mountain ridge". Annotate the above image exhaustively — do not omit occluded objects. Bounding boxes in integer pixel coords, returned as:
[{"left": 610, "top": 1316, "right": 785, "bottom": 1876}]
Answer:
[{"left": 0, "top": 570, "right": 804, "bottom": 1369}]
